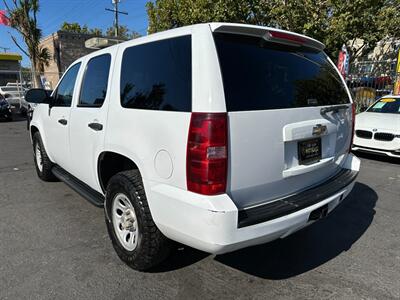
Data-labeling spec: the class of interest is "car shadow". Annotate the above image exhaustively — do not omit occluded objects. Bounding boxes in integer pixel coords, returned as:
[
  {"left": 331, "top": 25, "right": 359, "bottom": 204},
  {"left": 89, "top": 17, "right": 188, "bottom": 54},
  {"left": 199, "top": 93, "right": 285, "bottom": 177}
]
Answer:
[
  {"left": 148, "top": 245, "right": 209, "bottom": 273},
  {"left": 354, "top": 150, "right": 400, "bottom": 164},
  {"left": 149, "top": 182, "right": 377, "bottom": 277},
  {"left": 214, "top": 182, "right": 377, "bottom": 279}
]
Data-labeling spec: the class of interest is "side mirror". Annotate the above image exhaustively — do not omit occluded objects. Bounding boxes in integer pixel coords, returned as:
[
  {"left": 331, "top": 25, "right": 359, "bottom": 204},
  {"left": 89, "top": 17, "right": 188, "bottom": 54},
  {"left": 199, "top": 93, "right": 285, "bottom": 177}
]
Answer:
[{"left": 25, "top": 89, "right": 52, "bottom": 104}]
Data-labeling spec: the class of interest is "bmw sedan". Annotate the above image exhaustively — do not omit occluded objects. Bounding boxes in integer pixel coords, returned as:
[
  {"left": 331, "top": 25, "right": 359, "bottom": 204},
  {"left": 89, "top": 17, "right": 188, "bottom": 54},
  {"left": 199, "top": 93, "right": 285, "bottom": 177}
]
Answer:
[{"left": 353, "top": 95, "right": 400, "bottom": 157}]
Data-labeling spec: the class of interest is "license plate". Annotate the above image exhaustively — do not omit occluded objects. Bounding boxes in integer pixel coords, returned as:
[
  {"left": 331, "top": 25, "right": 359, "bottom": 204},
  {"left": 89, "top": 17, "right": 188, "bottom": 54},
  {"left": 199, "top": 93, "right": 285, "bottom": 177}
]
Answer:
[{"left": 298, "top": 138, "right": 321, "bottom": 165}]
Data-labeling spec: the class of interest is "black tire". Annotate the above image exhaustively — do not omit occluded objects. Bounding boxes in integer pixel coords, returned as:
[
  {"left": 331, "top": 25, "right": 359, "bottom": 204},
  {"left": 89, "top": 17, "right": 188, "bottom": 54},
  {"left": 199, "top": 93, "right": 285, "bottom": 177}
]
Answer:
[
  {"left": 105, "top": 170, "right": 172, "bottom": 271},
  {"left": 32, "top": 132, "right": 57, "bottom": 181},
  {"left": 6, "top": 115, "right": 12, "bottom": 122}
]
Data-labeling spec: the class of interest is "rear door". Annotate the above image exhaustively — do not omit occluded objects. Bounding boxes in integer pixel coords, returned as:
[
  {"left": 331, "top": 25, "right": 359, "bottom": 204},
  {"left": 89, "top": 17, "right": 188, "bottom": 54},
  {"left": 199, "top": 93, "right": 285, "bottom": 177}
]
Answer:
[{"left": 213, "top": 30, "right": 353, "bottom": 209}]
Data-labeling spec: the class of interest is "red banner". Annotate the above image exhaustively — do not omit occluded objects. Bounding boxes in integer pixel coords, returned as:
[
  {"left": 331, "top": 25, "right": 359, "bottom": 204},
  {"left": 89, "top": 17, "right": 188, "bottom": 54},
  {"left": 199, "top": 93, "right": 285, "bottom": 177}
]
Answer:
[
  {"left": 337, "top": 45, "right": 349, "bottom": 79},
  {"left": 337, "top": 51, "right": 346, "bottom": 77},
  {"left": 0, "top": 10, "right": 10, "bottom": 26}
]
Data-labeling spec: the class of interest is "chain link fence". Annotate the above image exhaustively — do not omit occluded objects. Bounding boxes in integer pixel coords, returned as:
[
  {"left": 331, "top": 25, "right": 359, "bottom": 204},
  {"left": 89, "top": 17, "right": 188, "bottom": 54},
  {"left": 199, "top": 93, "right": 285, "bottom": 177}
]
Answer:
[
  {"left": 346, "top": 60, "right": 397, "bottom": 113},
  {"left": 0, "top": 69, "right": 62, "bottom": 113}
]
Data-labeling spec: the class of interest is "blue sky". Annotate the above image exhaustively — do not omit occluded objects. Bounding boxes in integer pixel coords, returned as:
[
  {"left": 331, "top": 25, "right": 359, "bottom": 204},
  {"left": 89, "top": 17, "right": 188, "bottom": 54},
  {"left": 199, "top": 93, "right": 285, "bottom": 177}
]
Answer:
[{"left": 0, "top": 0, "right": 149, "bottom": 66}]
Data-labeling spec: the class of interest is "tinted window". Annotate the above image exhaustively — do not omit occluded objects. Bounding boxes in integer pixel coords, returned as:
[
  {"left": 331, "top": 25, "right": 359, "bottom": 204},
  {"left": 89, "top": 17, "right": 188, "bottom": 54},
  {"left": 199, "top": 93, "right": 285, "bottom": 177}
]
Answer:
[
  {"left": 54, "top": 63, "right": 81, "bottom": 107},
  {"left": 367, "top": 98, "right": 400, "bottom": 114},
  {"left": 120, "top": 36, "right": 191, "bottom": 111},
  {"left": 214, "top": 33, "right": 350, "bottom": 112},
  {"left": 79, "top": 54, "right": 111, "bottom": 107}
]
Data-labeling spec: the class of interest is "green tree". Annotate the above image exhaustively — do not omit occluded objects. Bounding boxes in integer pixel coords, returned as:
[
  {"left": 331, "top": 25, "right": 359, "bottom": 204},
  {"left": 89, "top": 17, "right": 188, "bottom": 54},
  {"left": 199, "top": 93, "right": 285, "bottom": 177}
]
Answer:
[
  {"left": 61, "top": 21, "right": 85, "bottom": 33},
  {"left": 377, "top": 0, "right": 400, "bottom": 38},
  {"left": 146, "top": 0, "right": 255, "bottom": 34},
  {"left": 60, "top": 22, "right": 103, "bottom": 36},
  {"left": 146, "top": 0, "right": 397, "bottom": 60},
  {"left": 3, "top": 0, "right": 50, "bottom": 87},
  {"left": 323, "top": 0, "right": 386, "bottom": 62},
  {"left": 89, "top": 27, "right": 103, "bottom": 36},
  {"left": 106, "top": 25, "right": 141, "bottom": 40}
]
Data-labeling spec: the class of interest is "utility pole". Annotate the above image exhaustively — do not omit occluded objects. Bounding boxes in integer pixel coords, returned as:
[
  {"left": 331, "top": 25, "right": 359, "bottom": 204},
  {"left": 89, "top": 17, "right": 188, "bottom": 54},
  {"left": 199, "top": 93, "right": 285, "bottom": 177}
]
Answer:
[
  {"left": 114, "top": 0, "right": 119, "bottom": 37},
  {"left": 105, "top": 0, "right": 128, "bottom": 38}
]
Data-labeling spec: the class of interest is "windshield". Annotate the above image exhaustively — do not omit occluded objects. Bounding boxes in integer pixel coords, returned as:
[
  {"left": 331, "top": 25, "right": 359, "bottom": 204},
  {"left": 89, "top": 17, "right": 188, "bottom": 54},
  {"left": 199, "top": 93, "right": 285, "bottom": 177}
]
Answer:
[
  {"left": 367, "top": 98, "right": 400, "bottom": 114},
  {"left": 213, "top": 33, "right": 350, "bottom": 111}
]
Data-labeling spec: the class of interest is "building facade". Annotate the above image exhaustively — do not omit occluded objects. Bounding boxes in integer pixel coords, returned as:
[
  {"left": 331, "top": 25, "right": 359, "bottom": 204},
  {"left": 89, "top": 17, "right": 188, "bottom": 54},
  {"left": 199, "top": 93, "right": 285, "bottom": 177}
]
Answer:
[
  {"left": 39, "top": 31, "right": 99, "bottom": 89},
  {"left": 0, "top": 53, "right": 22, "bottom": 86},
  {"left": 350, "top": 38, "right": 400, "bottom": 77}
]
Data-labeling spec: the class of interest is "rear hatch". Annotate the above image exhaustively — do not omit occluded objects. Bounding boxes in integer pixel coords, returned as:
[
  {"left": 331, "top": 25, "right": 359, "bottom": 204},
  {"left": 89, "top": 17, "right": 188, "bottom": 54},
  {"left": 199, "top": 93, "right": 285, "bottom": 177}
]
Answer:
[{"left": 212, "top": 25, "right": 353, "bottom": 209}]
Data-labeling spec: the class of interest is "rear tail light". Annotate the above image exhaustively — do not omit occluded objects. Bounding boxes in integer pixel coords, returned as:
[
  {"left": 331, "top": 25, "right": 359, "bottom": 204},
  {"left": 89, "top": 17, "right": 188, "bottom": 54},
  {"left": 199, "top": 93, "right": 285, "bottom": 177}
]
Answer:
[
  {"left": 349, "top": 103, "right": 356, "bottom": 152},
  {"left": 186, "top": 113, "right": 227, "bottom": 195}
]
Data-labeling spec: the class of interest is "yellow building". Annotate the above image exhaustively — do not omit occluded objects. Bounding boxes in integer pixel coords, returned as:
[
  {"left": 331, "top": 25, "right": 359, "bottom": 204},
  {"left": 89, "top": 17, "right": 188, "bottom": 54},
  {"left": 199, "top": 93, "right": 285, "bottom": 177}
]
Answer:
[{"left": 0, "top": 52, "right": 22, "bottom": 86}]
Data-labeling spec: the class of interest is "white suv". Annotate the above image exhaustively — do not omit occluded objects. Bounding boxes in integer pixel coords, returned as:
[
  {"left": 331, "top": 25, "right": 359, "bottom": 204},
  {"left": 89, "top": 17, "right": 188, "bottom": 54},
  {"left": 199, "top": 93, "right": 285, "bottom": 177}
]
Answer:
[{"left": 27, "top": 23, "right": 360, "bottom": 270}]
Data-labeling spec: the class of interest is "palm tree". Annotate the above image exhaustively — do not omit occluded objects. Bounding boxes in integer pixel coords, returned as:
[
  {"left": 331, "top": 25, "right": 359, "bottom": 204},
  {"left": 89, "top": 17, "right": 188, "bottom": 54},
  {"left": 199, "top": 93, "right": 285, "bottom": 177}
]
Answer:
[{"left": 3, "top": 0, "right": 50, "bottom": 88}]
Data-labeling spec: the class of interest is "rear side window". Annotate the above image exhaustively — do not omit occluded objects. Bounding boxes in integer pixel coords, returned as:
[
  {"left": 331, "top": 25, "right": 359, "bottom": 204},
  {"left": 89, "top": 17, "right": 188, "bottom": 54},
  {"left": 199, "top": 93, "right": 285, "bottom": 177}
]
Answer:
[
  {"left": 120, "top": 35, "right": 191, "bottom": 111},
  {"left": 79, "top": 54, "right": 111, "bottom": 107},
  {"left": 214, "top": 33, "right": 350, "bottom": 112}
]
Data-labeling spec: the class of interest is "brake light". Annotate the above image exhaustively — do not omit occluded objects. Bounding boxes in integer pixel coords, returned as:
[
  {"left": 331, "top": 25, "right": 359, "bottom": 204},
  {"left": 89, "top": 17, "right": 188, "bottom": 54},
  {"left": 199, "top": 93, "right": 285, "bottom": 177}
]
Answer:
[
  {"left": 349, "top": 103, "right": 356, "bottom": 152},
  {"left": 266, "top": 30, "right": 324, "bottom": 51},
  {"left": 268, "top": 31, "right": 306, "bottom": 44},
  {"left": 186, "top": 113, "right": 227, "bottom": 195}
]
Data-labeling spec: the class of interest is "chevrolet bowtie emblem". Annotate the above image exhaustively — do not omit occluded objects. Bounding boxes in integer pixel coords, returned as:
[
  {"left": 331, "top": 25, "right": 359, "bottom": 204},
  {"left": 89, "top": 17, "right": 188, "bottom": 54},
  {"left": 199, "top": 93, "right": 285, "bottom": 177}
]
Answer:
[{"left": 312, "top": 124, "right": 327, "bottom": 136}]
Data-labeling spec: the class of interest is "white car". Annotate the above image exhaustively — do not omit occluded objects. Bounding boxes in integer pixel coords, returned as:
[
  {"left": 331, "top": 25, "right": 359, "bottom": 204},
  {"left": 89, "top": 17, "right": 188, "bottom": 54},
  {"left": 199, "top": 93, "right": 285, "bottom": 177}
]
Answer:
[
  {"left": 0, "top": 86, "right": 29, "bottom": 114},
  {"left": 353, "top": 96, "right": 400, "bottom": 157},
  {"left": 27, "top": 23, "right": 360, "bottom": 270}
]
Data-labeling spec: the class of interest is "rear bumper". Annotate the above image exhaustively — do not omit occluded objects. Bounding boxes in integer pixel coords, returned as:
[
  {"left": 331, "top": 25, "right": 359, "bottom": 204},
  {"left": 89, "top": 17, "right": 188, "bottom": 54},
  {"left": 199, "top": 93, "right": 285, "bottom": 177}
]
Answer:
[
  {"left": 147, "top": 154, "right": 360, "bottom": 254},
  {"left": 237, "top": 168, "right": 358, "bottom": 228}
]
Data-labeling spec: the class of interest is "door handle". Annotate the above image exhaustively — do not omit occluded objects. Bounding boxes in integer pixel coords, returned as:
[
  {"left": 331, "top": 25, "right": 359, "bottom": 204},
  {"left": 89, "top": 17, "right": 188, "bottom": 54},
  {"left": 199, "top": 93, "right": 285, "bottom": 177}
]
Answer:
[
  {"left": 88, "top": 122, "right": 103, "bottom": 131},
  {"left": 58, "top": 118, "right": 67, "bottom": 125}
]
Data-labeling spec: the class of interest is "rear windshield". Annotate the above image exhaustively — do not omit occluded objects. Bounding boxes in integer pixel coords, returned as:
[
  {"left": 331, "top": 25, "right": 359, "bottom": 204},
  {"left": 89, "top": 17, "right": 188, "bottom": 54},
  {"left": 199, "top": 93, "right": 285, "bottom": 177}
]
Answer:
[
  {"left": 213, "top": 33, "right": 350, "bottom": 112},
  {"left": 367, "top": 98, "right": 400, "bottom": 114}
]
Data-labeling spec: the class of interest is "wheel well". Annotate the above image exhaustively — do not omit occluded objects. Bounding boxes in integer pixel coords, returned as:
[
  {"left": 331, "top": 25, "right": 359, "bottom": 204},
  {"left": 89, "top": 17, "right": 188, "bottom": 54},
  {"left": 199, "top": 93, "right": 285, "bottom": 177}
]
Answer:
[
  {"left": 30, "top": 125, "right": 39, "bottom": 140},
  {"left": 98, "top": 152, "right": 139, "bottom": 192}
]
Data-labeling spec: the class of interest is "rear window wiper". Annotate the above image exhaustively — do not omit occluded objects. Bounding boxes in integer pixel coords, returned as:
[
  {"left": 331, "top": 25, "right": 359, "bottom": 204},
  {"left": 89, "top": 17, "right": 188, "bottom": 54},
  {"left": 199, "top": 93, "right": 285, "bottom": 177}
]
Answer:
[{"left": 320, "top": 104, "right": 349, "bottom": 115}]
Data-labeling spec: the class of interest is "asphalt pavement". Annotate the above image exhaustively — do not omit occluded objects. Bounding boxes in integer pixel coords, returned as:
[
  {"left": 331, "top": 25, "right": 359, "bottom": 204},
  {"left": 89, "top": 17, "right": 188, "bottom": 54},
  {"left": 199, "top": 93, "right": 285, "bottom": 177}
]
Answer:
[{"left": 0, "top": 117, "right": 399, "bottom": 299}]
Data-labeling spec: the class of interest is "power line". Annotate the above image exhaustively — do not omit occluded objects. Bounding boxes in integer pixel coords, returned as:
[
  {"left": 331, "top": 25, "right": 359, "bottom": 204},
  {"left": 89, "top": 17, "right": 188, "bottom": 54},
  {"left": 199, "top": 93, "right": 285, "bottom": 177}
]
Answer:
[{"left": 40, "top": 0, "right": 98, "bottom": 33}]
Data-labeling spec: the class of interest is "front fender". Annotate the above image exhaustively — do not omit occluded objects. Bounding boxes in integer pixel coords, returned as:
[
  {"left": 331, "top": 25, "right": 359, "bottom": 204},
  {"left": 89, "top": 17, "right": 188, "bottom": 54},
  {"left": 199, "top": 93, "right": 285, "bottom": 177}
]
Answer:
[{"left": 29, "top": 105, "right": 56, "bottom": 163}]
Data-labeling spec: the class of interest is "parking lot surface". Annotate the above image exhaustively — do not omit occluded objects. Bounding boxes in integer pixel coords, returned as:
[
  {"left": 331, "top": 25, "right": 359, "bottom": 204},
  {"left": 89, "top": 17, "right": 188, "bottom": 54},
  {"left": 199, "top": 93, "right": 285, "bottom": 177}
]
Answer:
[{"left": 0, "top": 118, "right": 399, "bottom": 299}]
